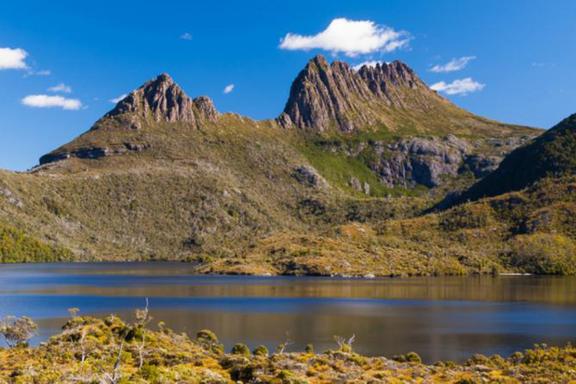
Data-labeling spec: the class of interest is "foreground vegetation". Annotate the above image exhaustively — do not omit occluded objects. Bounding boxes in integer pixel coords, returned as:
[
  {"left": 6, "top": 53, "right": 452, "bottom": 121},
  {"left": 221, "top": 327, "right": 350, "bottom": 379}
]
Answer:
[{"left": 1, "top": 313, "right": 575, "bottom": 384}]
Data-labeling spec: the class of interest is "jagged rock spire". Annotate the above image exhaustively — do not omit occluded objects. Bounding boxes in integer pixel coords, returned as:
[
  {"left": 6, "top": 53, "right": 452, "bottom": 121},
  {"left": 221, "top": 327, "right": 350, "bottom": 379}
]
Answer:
[
  {"left": 279, "top": 55, "right": 446, "bottom": 132},
  {"left": 108, "top": 73, "right": 219, "bottom": 124}
]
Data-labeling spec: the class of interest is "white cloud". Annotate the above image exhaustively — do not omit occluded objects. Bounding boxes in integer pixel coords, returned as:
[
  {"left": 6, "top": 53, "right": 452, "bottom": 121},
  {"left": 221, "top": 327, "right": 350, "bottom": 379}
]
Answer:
[
  {"left": 21, "top": 94, "right": 82, "bottom": 110},
  {"left": 0, "top": 47, "right": 28, "bottom": 70},
  {"left": 430, "top": 78, "right": 485, "bottom": 96},
  {"left": 110, "top": 94, "right": 128, "bottom": 103},
  {"left": 48, "top": 83, "right": 72, "bottom": 93},
  {"left": 180, "top": 32, "right": 192, "bottom": 40},
  {"left": 26, "top": 69, "right": 51, "bottom": 76},
  {"left": 352, "top": 60, "right": 386, "bottom": 71},
  {"left": 223, "top": 84, "right": 235, "bottom": 94},
  {"left": 430, "top": 56, "right": 476, "bottom": 73},
  {"left": 279, "top": 18, "right": 410, "bottom": 57}
]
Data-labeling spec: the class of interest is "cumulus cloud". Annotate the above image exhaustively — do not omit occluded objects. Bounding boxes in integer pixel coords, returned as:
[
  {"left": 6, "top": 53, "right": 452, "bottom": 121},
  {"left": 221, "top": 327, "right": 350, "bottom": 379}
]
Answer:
[
  {"left": 223, "top": 84, "right": 235, "bottom": 94},
  {"left": 430, "top": 56, "right": 476, "bottom": 73},
  {"left": 0, "top": 47, "right": 28, "bottom": 70},
  {"left": 48, "top": 83, "right": 72, "bottom": 93},
  {"left": 180, "top": 32, "right": 192, "bottom": 40},
  {"left": 352, "top": 60, "right": 386, "bottom": 71},
  {"left": 279, "top": 18, "right": 410, "bottom": 57},
  {"left": 110, "top": 94, "right": 128, "bottom": 103},
  {"left": 21, "top": 95, "right": 82, "bottom": 110},
  {"left": 430, "top": 78, "right": 485, "bottom": 96}
]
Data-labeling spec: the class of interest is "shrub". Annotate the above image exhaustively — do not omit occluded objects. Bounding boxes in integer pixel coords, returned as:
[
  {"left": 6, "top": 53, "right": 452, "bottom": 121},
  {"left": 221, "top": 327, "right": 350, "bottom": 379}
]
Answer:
[
  {"left": 393, "top": 352, "right": 422, "bottom": 364},
  {"left": 440, "top": 204, "right": 494, "bottom": 231},
  {"left": 252, "top": 345, "right": 269, "bottom": 357},
  {"left": 0, "top": 316, "right": 38, "bottom": 348},
  {"left": 509, "top": 234, "right": 576, "bottom": 274},
  {"left": 231, "top": 343, "right": 251, "bottom": 357}
]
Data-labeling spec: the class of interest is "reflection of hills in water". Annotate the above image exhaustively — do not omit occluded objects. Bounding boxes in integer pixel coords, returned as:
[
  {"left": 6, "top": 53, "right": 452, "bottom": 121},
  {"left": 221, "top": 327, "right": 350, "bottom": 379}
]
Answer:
[
  {"left": 1, "top": 264, "right": 576, "bottom": 362},
  {"left": 1, "top": 263, "right": 575, "bottom": 304}
]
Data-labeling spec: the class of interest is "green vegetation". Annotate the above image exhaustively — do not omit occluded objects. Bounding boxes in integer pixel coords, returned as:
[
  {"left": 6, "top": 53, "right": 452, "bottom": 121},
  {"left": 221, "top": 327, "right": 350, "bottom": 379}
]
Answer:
[
  {"left": 0, "top": 70, "right": 572, "bottom": 279},
  {"left": 0, "top": 314, "right": 574, "bottom": 383},
  {"left": 0, "top": 221, "right": 72, "bottom": 263}
]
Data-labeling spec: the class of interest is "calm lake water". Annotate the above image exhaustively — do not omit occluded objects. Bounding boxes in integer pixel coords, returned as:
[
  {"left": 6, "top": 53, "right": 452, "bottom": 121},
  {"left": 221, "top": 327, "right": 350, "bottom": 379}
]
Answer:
[{"left": 1, "top": 263, "right": 575, "bottom": 362}]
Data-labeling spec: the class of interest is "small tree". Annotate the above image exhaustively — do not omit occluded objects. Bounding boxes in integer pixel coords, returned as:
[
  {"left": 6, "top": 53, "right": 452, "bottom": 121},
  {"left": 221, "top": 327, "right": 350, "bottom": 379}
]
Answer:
[
  {"left": 276, "top": 334, "right": 294, "bottom": 355},
  {"left": 134, "top": 298, "right": 151, "bottom": 369},
  {"left": 68, "top": 307, "right": 80, "bottom": 318},
  {"left": 102, "top": 340, "right": 124, "bottom": 384},
  {"left": 0, "top": 316, "right": 38, "bottom": 348}
]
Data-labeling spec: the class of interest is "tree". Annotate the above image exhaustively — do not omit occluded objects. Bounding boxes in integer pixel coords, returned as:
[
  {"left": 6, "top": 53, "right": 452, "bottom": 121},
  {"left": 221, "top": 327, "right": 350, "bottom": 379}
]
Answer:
[
  {"left": 0, "top": 316, "right": 38, "bottom": 348},
  {"left": 134, "top": 298, "right": 151, "bottom": 370}
]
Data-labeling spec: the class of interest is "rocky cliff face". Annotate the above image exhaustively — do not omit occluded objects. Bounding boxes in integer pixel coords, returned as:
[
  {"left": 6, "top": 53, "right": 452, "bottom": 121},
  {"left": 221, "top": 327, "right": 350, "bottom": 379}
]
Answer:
[
  {"left": 311, "top": 134, "right": 533, "bottom": 189},
  {"left": 278, "top": 55, "right": 448, "bottom": 132},
  {"left": 107, "top": 73, "right": 219, "bottom": 124}
]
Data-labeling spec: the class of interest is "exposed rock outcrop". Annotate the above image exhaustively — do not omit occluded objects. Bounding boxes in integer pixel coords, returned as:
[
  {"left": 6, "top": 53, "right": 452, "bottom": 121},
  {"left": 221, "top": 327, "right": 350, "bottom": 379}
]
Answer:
[
  {"left": 107, "top": 73, "right": 219, "bottom": 124},
  {"left": 292, "top": 166, "right": 327, "bottom": 189},
  {"left": 39, "top": 143, "right": 149, "bottom": 165},
  {"left": 312, "top": 134, "right": 533, "bottom": 189},
  {"left": 370, "top": 136, "right": 470, "bottom": 188},
  {"left": 39, "top": 74, "right": 219, "bottom": 165},
  {"left": 279, "top": 55, "right": 448, "bottom": 132}
]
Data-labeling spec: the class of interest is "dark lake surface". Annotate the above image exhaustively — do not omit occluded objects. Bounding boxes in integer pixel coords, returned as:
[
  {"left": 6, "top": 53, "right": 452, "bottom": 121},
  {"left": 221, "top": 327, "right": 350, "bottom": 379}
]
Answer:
[{"left": 1, "top": 263, "right": 575, "bottom": 362}]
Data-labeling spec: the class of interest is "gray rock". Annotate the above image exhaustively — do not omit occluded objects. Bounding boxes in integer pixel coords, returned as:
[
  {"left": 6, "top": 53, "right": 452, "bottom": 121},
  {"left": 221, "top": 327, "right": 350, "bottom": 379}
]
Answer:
[
  {"left": 106, "top": 73, "right": 219, "bottom": 125},
  {"left": 372, "top": 136, "right": 470, "bottom": 188},
  {"left": 292, "top": 166, "right": 327, "bottom": 188},
  {"left": 278, "top": 55, "right": 441, "bottom": 132},
  {"left": 0, "top": 187, "right": 23, "bottom": 208}
]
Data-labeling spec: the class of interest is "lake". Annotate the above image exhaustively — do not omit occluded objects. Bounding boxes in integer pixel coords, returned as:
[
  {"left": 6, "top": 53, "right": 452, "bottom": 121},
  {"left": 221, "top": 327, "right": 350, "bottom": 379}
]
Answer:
[{"left": 0, "top": 263, "right": 575, "bottom": 362}]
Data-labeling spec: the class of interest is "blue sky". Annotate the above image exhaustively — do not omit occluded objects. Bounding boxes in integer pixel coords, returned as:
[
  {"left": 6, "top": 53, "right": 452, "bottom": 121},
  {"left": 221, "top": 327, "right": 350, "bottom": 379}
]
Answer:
[{"left": 1, "top": 0, "right": 575, "bottom": 171}]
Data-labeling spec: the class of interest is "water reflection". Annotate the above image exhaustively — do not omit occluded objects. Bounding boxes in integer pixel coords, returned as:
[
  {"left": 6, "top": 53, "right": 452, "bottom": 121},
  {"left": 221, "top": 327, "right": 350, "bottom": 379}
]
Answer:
[{"left": 0, "top": 263, "right": 575, "bottom": 362}]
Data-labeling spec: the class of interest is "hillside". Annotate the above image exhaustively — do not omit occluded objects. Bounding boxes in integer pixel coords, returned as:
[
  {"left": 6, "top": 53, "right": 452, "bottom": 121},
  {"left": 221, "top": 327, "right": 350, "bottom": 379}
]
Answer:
[
  {"left": 0, "top": 56, "right": 554, "bottom": 274},
  {"left": 448, "top": 113, "right": 576, "bottom": 204}
]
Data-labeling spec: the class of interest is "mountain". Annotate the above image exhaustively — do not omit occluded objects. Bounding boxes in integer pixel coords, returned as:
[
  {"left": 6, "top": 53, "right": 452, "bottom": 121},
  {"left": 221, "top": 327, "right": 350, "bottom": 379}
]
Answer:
[
  {"left": 276, "top": 56, "right": 538, "bottom": 190},
  {"left": 39, "top": 73, "right": 219, "bottom": 165},
  {"left": 1, "top": 56, "right": 559, "bottom": 275},
  {"left": 278, "top": 55, "right": 532, "bottom": 137},
  {"left": 449, "top": 113, "right": 576, "bottom": 204}
]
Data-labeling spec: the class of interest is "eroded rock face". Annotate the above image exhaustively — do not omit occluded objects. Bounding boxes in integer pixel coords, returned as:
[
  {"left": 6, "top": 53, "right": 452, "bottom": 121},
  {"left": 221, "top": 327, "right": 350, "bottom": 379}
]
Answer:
[
  {"left": 279, "top": 55, "right": 446, "bottom": 132},
  {"left": 107, "top": 73, "right": 219, "bottom": 125},
  {"left": 371, "top": 135, "right": 470, "bottom": 188},
  {"left": 313, "top": 135, "right": 532, "bottom": 189}
]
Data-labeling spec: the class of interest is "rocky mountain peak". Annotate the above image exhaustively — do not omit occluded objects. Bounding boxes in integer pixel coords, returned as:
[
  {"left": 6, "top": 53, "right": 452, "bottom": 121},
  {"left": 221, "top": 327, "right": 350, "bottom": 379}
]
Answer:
[
  {"left": 107, "top": 73, "right": 219, "bottom": 124},
  {"left": 279, "top": 55, "right": 447, "bottom": 133}
]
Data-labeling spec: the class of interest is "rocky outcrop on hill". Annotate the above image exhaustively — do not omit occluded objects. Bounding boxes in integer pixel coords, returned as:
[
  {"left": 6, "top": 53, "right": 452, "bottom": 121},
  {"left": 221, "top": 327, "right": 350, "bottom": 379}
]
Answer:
[
  {"left": 107, "top": 73, "right": 219, "bottom": 125},
  {"left": 39, "top": 142, "right": 149, "bottom": 165},
  {"left": 311, "top": 134, "right": 533, "bottom": 189},
  {"left": 278, "top": 55, "right": 448, "bottom": 132},
  {"left": 371, "top": 135, "right": 470, "bottom": 188},
  {"left": 292, "top": 165, "right": 328, "bottom": 189},
  {"left": 39, "top": 74, "right": 220, "bottom": 165}
]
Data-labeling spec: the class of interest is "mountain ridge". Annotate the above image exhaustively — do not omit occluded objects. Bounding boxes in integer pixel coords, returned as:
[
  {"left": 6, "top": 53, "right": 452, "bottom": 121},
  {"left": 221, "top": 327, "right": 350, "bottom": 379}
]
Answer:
[
  {"left": 4, "top": 55, "right": 570, "bottom": 277},
  {"left": 446, "top": 113, "right": 576, "bottom": 206}
]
